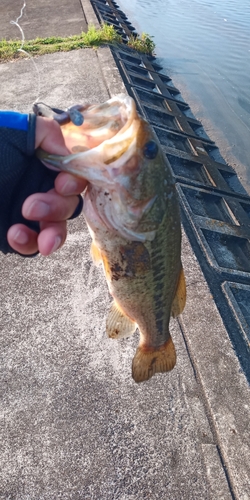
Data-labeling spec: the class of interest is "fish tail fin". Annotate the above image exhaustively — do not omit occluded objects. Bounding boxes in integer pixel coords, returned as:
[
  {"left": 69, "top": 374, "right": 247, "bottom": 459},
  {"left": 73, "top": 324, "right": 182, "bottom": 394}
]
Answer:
[
  {"left": 107, "top": 300, "right": 137, "bottom": 339},
  {"left": 132, "top": 338, "right": 176, "bottom": 383}
]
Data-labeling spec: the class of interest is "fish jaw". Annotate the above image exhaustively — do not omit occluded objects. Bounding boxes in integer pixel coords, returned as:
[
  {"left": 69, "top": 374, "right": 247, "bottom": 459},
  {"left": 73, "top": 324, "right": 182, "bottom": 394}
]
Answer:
[{"left": 36, "top": 148, "right": 115, "bottom": 187}]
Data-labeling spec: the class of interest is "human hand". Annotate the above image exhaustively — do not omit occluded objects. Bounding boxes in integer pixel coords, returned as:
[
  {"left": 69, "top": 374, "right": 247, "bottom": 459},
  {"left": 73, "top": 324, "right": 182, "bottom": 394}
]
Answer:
[{"left": 7, "top": 117, "right": 87, "bottom": 256}]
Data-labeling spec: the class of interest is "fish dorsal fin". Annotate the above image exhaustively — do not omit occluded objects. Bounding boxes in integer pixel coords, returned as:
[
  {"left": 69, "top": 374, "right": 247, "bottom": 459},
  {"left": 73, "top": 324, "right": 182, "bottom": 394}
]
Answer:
[
  {"left": 171, "top": 266, "right": 186, "bottom": 318},
  {"left": 90, "top": 241, "right": 102, "bottom": 266},
  {"left": 106, "top": 301, "right": 137, "bottom": 339}
]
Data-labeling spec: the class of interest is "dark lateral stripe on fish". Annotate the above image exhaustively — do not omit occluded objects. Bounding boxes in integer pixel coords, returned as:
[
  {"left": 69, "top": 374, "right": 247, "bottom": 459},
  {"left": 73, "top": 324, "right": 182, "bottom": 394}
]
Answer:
[{"left": 150, "top": 216, "right": 173, "bottom": 337}]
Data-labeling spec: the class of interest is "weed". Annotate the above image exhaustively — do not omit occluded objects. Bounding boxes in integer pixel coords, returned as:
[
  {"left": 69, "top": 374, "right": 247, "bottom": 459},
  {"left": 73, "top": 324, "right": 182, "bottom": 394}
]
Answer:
[
  {"left": 127, "top": 33, "right": 155, "bottom": 55},
  {"left": 0, "top": 24, "right": 154, "bottom": 62}
]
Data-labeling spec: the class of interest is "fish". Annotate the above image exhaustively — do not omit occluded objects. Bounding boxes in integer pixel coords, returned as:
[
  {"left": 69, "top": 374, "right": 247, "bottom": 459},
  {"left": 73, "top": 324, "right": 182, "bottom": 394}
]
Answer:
[{"left": 37, "top": 94, "right": 186, "bottom": 383}]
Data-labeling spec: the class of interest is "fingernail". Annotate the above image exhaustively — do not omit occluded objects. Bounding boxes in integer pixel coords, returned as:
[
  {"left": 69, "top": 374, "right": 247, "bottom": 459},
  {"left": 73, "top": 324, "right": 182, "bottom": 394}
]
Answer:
[
  {"left": 13, "top": 229, "right": 29, "bottom": 245},
  {"left": 50, "top": 236, "right": 62, "bottom": 254},
  {"left": 27, "top": 201, "right": 50, "bottom": 218},
  {"left": 60, "top": 179, "right": 78, "bottom": 195}
]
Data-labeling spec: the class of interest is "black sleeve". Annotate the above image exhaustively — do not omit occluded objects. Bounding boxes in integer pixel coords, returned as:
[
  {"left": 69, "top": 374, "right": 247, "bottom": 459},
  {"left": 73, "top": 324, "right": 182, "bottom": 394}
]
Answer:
[{"left": 0, "top": 113, "right": 57, "bottom": 254}]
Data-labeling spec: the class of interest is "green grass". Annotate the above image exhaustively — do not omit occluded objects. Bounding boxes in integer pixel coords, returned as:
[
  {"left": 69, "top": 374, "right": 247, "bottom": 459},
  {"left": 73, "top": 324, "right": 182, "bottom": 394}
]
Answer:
[
  {"left": 0, "top": 24, "right": 155, "bottom": 62},
  {"left": 128, "top": 33, "right": 155, "bottom": 55}
]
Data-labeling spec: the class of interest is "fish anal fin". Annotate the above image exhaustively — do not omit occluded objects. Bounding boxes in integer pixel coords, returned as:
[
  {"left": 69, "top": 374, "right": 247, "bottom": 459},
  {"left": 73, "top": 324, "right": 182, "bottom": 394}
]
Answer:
[
  {"left": 132, "top": 338, "right": 176, "bottom": 383},
  {"left": 171, "top": 266, "right": 186, "bottom": 318},
  {"left": 90, "top": 241, "right": 102, "bottom": 266},
  {"left": 107, "top": 301, "right": 137, "bottom": 339}
]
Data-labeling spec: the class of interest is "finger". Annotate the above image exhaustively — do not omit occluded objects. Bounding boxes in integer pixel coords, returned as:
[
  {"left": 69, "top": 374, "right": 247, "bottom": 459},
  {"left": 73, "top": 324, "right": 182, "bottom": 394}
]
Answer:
[
  {"left": 7, "top": 224, "right": 38, "bottom": 255},
  {"left": 35, "top": 117, "right": 69, "bottom": 155},
  {"left": 38, "top": 221, "right": 66, "bottom": 256},
  {"left": 55, "top": 172, "right": 88, "bottom": 196},
  {"left": 22, "top": 189, "right": 81, "bottom": 222}
]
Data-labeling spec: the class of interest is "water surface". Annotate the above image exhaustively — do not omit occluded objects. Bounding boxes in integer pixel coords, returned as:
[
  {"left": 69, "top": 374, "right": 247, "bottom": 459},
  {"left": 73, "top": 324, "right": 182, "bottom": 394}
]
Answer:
[{"left": 118, "top": 0, "right": 250, "bottom": 192}]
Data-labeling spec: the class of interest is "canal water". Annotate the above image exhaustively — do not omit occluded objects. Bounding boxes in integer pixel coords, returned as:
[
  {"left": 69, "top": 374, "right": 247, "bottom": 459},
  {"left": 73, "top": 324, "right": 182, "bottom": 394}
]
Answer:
[{"left": 117, "top": 0, "right": 250, "bottom": 193}]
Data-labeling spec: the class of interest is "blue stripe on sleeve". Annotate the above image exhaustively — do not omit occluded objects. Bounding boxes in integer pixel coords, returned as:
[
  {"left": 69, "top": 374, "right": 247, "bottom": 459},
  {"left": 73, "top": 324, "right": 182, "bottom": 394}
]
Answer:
[{"left": 0, "top": 111, "right": 28, "bottom": 131}]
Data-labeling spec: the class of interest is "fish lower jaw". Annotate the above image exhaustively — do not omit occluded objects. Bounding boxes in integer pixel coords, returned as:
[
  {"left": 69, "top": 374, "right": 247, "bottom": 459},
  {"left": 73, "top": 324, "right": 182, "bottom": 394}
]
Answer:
[{"left": 132, "top": 338, "right": 176, "bottom": 383}]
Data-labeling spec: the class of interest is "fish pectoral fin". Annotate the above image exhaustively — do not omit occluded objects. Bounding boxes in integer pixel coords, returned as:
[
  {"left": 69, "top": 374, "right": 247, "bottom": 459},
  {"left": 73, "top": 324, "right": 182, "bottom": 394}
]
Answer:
[
  {"left": 171, "top": 266, "right": 186, "bottom": 318},
  {"left": 106, "top": 301, "right": 137, "bottom": 339},
  {"left": 90, "top": 241, "right": 102, "bottom": 266},
  {"left": 132, "top": 338, "right": 176, "bottom": 383}
]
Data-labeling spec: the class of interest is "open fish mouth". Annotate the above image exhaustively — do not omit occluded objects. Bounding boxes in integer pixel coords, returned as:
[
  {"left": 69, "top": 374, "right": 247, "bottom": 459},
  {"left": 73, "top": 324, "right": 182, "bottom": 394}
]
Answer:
[
  {"left": 37, "top": 94, "right": 159, "bottom": 242},
  {"left": 37, "top": 94, "right": 140, "bottom": 186}
]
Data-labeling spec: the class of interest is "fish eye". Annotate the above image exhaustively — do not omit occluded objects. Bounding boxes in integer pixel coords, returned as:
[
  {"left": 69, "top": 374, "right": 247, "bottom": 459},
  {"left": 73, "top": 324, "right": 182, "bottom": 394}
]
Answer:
[{"left": 143, "top": 140, "right": 158, "bottom": 159}]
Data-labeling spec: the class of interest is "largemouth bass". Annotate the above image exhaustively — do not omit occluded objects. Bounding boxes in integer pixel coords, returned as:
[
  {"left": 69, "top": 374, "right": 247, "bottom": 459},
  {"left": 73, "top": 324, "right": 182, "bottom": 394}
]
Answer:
[{"left": 38, "top": 94, "right": 186, "bottom": 383}]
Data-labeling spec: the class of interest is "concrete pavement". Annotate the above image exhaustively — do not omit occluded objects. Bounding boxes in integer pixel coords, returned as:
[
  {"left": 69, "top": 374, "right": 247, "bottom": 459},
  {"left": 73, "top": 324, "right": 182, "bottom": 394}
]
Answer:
[
  {"left": 0, "top": 1, "right": 249, "bottom": 499},
  {"left": 1, "top": 0, "right": 87, "bottom": 40}
]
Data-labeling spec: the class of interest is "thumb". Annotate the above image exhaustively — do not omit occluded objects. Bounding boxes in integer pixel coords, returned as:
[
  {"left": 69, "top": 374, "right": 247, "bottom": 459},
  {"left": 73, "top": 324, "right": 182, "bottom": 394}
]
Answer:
[{"left": 35, "top": 116, "right": 70, "bottom": 155}]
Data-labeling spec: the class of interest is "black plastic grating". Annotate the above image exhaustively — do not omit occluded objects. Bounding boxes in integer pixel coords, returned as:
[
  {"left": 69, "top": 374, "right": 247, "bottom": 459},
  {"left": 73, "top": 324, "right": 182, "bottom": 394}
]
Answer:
[
  {"left": 223, "top": 282, "right": 250, "bottom": 346},
  {"left": 166, "top": 153, "right": 248, "bottom": 196},
  {"left": 90, "top": 0, "right": 250, "bottom": 379},
  {"left": 91, "top": 0, "right": 137, "bottom": 38}
]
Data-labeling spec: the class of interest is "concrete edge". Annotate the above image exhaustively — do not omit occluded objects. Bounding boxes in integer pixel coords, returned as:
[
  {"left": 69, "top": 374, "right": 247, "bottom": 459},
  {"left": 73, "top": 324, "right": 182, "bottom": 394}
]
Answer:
[
  {"left": 97, "top": 47, "right": 126, "bottom": 97},
  {"left": 80, "top": 0, "right": 127, "bottom": 97},
  {"left": 80, "top": 0, "right": 100, "bottom": 29}
]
